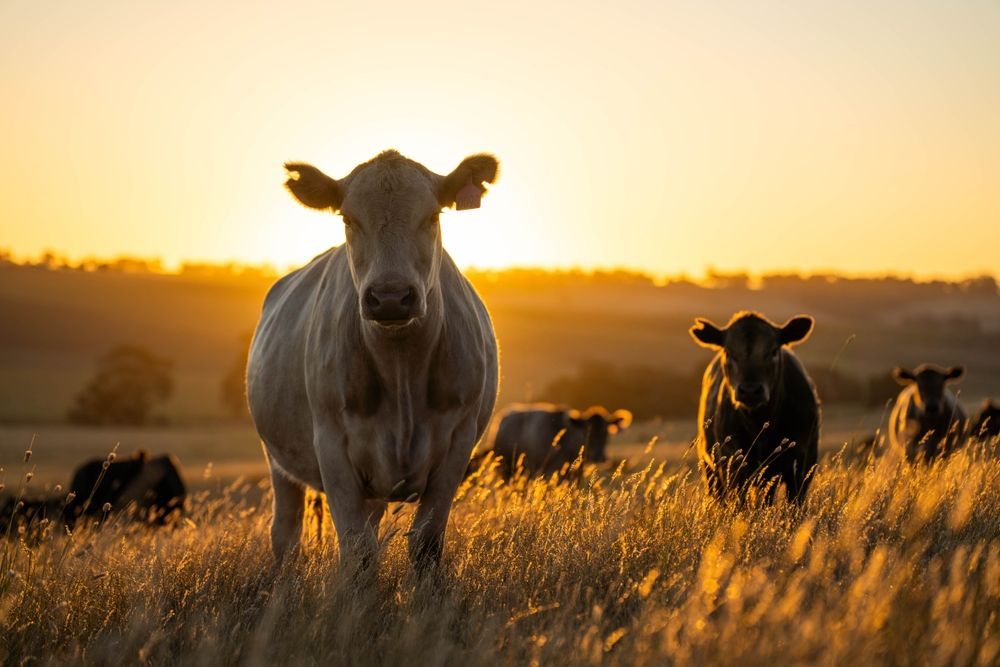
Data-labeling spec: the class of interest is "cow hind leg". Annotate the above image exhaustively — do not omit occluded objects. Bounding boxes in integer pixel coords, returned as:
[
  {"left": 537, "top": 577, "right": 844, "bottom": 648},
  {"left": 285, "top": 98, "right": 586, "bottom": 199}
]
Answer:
[{"left": 269, "top": 465, "right": 305, "bottom": 562}]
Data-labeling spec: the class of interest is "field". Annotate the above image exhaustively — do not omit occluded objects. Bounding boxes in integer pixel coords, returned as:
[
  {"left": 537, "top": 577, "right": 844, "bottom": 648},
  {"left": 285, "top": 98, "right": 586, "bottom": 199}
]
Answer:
[
  {"left": 2, "top": 263, "right": 998, "bottom": 664},
  {"left": 2, "top": 435, "right": 998, "bottom": 665},
  {"left": 2, "top": 264, "right": 999, "bottom": 423}
]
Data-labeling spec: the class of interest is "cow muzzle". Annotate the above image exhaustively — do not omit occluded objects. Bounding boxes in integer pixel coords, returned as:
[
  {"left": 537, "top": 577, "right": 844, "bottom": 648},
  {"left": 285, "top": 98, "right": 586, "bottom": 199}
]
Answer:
[
  {"left": 735, "top": 383, "right": 769, "bottom": 410},
  {"left": 362, "top": 281, "right": 423, "bottom": 324}
]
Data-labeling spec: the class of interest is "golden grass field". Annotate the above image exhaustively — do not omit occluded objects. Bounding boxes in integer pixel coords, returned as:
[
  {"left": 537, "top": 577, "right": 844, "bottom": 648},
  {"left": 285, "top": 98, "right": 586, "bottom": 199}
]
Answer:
[{"left": 2, "top": 433, "right": 998, "bottom": 665}]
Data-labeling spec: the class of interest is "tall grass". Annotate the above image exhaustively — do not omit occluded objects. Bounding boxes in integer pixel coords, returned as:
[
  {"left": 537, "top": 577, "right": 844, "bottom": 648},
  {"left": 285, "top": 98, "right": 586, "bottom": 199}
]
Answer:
[{"left": 1, "top": 440, "right": 998, "bottom": 665}]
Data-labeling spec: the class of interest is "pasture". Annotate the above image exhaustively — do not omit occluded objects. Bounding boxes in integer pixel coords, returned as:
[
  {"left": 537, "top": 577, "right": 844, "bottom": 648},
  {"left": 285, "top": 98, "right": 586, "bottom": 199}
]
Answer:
[{"left": 2, "top": 434, "right": 998, "bottom": 665}]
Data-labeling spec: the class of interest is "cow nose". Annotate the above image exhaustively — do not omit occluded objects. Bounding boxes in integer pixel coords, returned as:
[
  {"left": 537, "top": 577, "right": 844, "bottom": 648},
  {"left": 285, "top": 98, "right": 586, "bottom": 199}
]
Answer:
[
  {"left": 363, "top": 283, "right": 417, "bottom": 322},
  {"left": 737, "top": 383, "right": 766, "bottom": 403}
]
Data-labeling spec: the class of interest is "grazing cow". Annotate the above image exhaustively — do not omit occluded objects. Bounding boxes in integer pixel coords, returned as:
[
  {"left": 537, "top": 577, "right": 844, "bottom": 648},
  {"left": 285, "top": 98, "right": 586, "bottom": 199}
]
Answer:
[
  {"left": 889, "top": 365, "right": 967, "bottom": 461},
  {"left": 690, "top": 312, "right": 820, "bottom": 504},
  {"left": 247, "top": 150, "right": 499, "bottom": 569},
  {"left": 65, "top": 450, "right": 186, "bottom": 525},
  {"left": 485, "top": 403, "right": 632, "bottom": 477},
  {"left": 972, "top": 399, "right": 1000, "bottom": 440}
]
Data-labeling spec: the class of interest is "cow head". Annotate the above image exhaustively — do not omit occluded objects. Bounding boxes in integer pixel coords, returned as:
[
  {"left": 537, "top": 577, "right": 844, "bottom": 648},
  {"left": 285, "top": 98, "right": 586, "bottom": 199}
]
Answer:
[
  {"left": 690, "top": 312, "right": 814, "bottom": 411},
  {"left": 893, "top": 364, "right": 964, "bottom": 417},
  {"left": 284, "top": 150, "right": 498, "bottom": 331},
  {"left": 575, "top": 406, "right": 632, "bottom": 462}
]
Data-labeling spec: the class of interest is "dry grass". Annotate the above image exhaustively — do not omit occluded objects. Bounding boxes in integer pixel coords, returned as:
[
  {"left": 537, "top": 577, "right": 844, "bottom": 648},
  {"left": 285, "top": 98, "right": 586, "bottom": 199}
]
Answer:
[{"left": 2, "top": 440, "right": 999, "bottom": 666}]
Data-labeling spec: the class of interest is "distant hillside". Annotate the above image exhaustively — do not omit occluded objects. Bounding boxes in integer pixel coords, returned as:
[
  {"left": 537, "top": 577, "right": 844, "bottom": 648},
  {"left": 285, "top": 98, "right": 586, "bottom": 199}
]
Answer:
[{"left": 1, "top": 260, "right": 998, "bottom": 422}]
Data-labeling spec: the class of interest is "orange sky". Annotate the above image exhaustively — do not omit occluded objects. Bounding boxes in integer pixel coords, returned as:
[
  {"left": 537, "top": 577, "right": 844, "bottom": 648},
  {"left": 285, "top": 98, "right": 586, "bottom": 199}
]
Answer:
[{"left": 1, "top": 1, "right": 998, "bottom": 278}]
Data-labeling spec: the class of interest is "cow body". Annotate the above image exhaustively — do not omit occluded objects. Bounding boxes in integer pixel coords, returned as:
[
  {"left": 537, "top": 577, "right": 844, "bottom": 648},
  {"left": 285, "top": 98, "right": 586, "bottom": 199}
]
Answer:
[
  {"left": 691, "top": 312, "right": 820, "bottom": 503},
  {"left": 889, "top": 365, "right": 967, "bottom": 461},
  {"left": 972, "top": 399, "right": 1000, "bottom": 440},
  {"left": 485, "top": 403, "right": 631, "bottom": 477},
  {"left": 247, "top": 150, "right": 499, "bottom": 568},
  {"left": 66, "top": 452, "right": 186, "bottom": 524}
]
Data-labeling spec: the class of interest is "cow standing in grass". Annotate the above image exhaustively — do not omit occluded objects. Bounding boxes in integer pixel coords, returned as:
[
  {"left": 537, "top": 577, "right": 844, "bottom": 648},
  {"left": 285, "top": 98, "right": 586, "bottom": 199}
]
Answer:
[
  {"left": 689, "top": 312, "right": 820, "bottom": 504},
  {"left": 484, "top": 403, "right": 632, "bottom": 477},
  {"left": 247, "top": 150, "right": 499, "bottom": 569},
  {"left": 889, "top": 365, "right": 967, "bottom": 462}
]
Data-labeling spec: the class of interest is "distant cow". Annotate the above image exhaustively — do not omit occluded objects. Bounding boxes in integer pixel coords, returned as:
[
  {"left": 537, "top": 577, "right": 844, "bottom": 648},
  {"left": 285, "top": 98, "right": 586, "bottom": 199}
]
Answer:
[
  {"left": 2, "top": 451, "right": 186, "bottom": 532},
  {"left": 889, "top": 365, "right": 967, "bottom": 461},
  {"left": 65, "top": 450, "right": 186, "bottom": 525},
  {"left": 690, "top": 312, "right": 820, "bottom": 504},
  {"left": 248, "top": 150, "right": 500, "bottom": 569},
  {"left": 972, "top": 399, "right": 1000, "bottom": 440},
  {"left": 485, "top": 403, "right": 632, "bottom": 477}
]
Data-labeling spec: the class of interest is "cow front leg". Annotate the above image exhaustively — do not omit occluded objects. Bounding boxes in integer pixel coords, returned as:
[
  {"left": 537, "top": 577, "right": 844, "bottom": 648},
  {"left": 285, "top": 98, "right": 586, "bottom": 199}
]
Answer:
[
  {"left": 408, "top": 421, "right": 477, "bottom": 572},
  {"left": 313, "top": 431, "right": 377, "bottom": 571}
]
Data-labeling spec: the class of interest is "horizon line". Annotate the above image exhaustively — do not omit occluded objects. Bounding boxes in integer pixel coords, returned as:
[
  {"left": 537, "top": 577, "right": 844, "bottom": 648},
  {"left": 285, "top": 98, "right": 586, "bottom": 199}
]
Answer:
[{"left": 2, "top": 246, "right": 997, "bottom": 287}]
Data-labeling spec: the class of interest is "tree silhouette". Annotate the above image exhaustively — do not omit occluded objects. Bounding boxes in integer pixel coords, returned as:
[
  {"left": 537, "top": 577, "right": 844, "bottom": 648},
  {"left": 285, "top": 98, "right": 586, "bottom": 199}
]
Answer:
[
  {"left": 220, "top": 332, "right": 253, "bottom": 419},
  {"left": 67, "top": 345, "right": 174, "bottom": 425}
]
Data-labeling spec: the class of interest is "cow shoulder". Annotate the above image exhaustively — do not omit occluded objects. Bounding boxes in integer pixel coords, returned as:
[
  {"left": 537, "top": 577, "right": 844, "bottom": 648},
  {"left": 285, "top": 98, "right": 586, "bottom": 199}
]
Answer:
[{"left": 427, "top": 256, "right": 493, "bottom": 412}]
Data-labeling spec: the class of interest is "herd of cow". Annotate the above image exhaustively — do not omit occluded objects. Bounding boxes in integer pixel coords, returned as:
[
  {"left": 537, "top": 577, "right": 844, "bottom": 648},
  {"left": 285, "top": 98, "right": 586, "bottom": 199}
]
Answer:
[{"left": 4, "top": 150, "right": 998, "bottom": 575}]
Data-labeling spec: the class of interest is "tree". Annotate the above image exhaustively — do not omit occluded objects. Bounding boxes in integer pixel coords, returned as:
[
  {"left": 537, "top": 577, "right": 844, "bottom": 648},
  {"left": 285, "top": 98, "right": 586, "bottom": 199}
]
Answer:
[
  {"left": 67, "top": 345, "right": 174, "bottom": 425},
  {"left": 220, "top": 332, "right": 253, "bottom": 419}
]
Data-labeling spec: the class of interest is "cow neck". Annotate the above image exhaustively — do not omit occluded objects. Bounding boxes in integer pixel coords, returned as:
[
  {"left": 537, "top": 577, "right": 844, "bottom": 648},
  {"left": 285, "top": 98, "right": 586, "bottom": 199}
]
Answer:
[{"left": 360, "top": 286, "right": 444, "bottom": 400}]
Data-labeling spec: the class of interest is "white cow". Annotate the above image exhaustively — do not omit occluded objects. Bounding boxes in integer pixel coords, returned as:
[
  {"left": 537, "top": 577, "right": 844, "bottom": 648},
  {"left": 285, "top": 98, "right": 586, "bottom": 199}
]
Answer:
[{"left": 247, "top": 150, "right": 499, "bottom": 569}]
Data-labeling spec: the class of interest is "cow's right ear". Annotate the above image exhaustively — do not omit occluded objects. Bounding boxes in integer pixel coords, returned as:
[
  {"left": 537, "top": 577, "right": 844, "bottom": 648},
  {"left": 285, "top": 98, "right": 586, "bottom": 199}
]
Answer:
[
  {"left": 284, "top": 163, "right": 343, "bottom": 212},
  {"left": 892, "top": 367, "right": 916, "bottom": 385},
  {"left": 690, "top": 318, "right": 725, "bottom": 349}
]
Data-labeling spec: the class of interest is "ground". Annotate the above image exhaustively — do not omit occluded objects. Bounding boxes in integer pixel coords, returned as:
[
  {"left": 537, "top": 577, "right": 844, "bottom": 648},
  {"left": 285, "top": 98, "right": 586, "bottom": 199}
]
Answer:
[{"left": 1, "top": 430, "right": 998, "bottom": 665}]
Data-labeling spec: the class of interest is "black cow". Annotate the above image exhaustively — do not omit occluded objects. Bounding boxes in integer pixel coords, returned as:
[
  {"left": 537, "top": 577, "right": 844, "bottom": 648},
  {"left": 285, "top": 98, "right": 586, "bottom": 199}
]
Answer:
[
  {"left": 483, "top": 403, "right": 632, "bottom": 477},
  {"left": 972, "top": 399, "right": 1000, "bottom": 440},
  {"left": 690, "top": 311, "right": 820, "bottom": 504},
  {"left": 65, "top": 450, "right": 186, "bottom": 525},
  {"left": 888, "top": 365, "right": 967, "bottom": 462}
]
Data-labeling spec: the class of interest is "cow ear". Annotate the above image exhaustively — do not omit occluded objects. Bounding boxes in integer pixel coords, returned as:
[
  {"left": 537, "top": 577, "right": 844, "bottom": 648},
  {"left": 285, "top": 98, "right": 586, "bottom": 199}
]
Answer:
[
  {"left": 945, "top": 365, "right": 965, "bottom": 382},
  {"left": 778, "top": 315, "right": 814, "bottom": 347},
  {"left": 439, "top": 154, "right": 499, "bottom": 210},
  {"left": 690, "top": 318, "right": 725, "bottom": 349},
  {"left": 608, "top": 409, "right": 633, "bottom": 434},
  {"left": 284, "top": 163, "right": 343, "bottom": 211},
  {"left": 893, "top": 367, "right": 916, "bottom": 385}
]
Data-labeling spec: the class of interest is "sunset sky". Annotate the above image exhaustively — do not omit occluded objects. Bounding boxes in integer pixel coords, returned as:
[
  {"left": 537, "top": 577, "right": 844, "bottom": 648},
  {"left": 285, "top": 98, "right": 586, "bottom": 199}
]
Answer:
[{"left": 1, "top": 1, "right": 998, "bottom": 278}]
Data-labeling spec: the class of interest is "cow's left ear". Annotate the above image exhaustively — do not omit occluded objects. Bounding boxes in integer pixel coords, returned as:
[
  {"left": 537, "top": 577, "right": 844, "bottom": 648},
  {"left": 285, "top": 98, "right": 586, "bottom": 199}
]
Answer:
[
  {"left": 608, "top": 409, "right": 633, "bottom": 434},
  {"left": 438, "top": 154, "right": 499, "bottom": 210},
  {"left": 945, "top": 365, "right": 965, "bottom": 382},
  {"left": 778, "top": 315, "right": 814, "bottom": 347}
]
